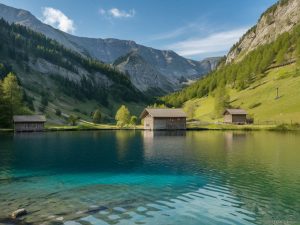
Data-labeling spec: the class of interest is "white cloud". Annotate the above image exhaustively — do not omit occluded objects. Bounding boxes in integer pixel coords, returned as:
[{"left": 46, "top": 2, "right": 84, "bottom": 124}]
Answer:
[
  {"left": 99, "top": 8, "right": 135, "bottom": 19},
  {"left": 42, "top": 7, "right": 75, "bottom": 33},
  {"left": 147, "top": 23, "right": 207, "bottom": 42},
  {"left": 166, "top": 27, "right": 248, "bottom": 57}
]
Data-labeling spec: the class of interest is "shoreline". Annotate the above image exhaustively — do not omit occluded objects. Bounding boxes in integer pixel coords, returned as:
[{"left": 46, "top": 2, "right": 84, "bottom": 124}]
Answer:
[{"left": 1, "top": 123, "right": 300, "bottom": 133}]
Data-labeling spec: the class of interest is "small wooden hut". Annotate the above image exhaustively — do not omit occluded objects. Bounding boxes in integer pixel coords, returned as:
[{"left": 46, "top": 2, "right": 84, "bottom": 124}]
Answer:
[
  {"left": 223, "top": 109, "right": 247, "bottom": 124},
  {"left": 140, "top": 108, "right": 186, "bottom": 130},
  {"left": 13, "top": 115, "right": 46, "bottom": 132}
]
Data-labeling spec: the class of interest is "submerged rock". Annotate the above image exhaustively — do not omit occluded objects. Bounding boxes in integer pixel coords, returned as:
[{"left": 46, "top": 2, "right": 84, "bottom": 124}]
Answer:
[{"left": 11, "top": 208, "right": 27, "bottom": 219}]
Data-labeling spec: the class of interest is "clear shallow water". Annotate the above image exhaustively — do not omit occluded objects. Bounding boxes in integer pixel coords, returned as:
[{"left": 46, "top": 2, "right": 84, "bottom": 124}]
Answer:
[{"left": 0, "top": 131, "right": 299, "bottom": 225}]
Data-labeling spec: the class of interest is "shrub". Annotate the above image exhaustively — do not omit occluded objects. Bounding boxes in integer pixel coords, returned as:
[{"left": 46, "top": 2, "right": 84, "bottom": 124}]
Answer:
[
  {"left": 274, "top": 123, "right": 289, "bottom": 131},
  {"left": 73, "top": 108, "right": 81, "bottom": 113},
  {"left": 39, "top": 105, "right": 46, "bottom": 112},
  {"left": 93, "top": 109, "right": 102, "bottom": 124},
  {"left": 249, "top": 102, "right": 261, "bottom": 109},
  {"left": 130, "top": 116, "right": 137, "bottom": 126},
  {"left": 55, "top": 109, "right": 62, "bottom": 116}
]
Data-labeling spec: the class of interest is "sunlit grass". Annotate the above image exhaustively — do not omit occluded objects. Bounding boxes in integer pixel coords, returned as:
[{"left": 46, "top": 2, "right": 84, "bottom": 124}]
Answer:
[{"left": 190, "top": 64, "right": 300, "bottom": 124}]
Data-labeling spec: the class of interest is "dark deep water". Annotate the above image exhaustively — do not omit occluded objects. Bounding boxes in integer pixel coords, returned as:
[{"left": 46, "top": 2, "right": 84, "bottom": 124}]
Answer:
[{"left": 0, "top": 130, "right": 299, "bottom": 225}]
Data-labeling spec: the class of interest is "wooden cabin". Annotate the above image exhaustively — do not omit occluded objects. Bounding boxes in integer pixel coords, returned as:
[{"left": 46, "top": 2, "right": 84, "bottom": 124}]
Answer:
[
  {"left": 140, "top": 108, "right": 187, "bottom": 130},
  {"left": 13, "top": 115, "right": 46, "bottom": 132},
  {"left": 223, "top": 109, "right": 247, "bottom": 124}
]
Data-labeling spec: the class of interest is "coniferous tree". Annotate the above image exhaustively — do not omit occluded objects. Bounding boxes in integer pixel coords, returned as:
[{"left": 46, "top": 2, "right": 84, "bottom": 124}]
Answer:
[
  {"left": 214, "top": 84, "right": 230, "bottom": 117},
  {"left": 296, "top": 39, "right": 300, "bottom": 67},
  {"left": 68, "top": 115, "right": 79, "bottom": 126},
  {"left": 184, "top": 101, "right": 196, "bottom": 119},
  {"left": 93, "top": 109, "right": 102, "bottom": 124}
]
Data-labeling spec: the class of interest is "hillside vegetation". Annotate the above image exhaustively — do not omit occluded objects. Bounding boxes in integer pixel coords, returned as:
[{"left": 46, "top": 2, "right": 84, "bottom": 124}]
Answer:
[
  {"left": 183, "top": 64, "right": 300, "bottom": 123},
  {"left": 162, "top": 23, "right": 300, "bottom": 123},
  {"left": 0, "top": 19, "right": 147, "bottom": 124}
]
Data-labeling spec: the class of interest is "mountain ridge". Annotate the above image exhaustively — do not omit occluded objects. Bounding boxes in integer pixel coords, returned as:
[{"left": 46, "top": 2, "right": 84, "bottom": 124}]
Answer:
[
  {"left": 0, "top": 2, "right": 221, "bottom": 93},
  {"left": 0, "top": 18, "right": 147, "bottom": 123}
]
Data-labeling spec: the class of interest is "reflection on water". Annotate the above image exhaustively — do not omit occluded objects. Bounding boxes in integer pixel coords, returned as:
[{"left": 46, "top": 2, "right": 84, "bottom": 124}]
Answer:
[
  {"left": 224, "top": 132, "right": 247, "bottom": 151},
  {"left": 0, "top": 131, "right": 299, "bottom": 225}
]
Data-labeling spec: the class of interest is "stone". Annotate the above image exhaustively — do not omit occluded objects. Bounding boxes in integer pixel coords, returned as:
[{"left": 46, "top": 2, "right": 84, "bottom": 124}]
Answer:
[{"left": 11, "top": 208, "right": 27, "bottom": 219}]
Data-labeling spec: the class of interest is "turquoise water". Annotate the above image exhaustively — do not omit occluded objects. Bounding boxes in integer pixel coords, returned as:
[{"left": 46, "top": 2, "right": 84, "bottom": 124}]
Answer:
[{"left": 0, "top": 131, "right": 299, "bottom": 225}]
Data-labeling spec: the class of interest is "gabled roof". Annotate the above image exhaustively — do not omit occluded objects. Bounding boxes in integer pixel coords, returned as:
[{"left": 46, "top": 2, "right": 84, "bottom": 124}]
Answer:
[
  {"left": 223, "top": 109, "right": 247, "bottom": 115},
  {"left": 13, "top": 115, "right": 46, "bottom": 123},
  {"left": 140, "top": 108, "right": 187, "bottom": 119}
]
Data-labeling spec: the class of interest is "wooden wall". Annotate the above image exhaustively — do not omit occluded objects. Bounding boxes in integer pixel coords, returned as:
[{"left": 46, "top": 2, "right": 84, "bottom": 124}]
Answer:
[
  {"left": 14, "top": 122, "right": 45, "bottom": 132},
  {"left": 224, "top": 113, "right": 247, "bottom": 124},
  {"left": 144, "top": 116, "right": 186, "bottom": 130}
]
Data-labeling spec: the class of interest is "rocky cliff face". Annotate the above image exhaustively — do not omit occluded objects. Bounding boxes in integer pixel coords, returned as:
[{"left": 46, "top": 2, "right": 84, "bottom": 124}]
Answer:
[
  {"left": 0, "top": 3, "right": 220, "bottom": 93},
  {"left": 113, "top": 51, "right": 174, "bottom": 93},
  {"left": 226, "top": 0, "right": 300, "bottom": 63},
  {"left": 113, "top": 52, "right": 222, "bottom": 92}
]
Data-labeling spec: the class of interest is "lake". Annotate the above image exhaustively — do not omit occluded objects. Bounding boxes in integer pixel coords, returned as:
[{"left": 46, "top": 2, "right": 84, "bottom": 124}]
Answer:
[{"left": 0, "top": 131, "right": 299, "bottom": 225}]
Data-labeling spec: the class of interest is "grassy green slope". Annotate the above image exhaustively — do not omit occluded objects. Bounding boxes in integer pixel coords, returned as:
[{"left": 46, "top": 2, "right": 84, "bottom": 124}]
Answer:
[{"left": 184, "top": 64, "right": 300, "bottom": 124}]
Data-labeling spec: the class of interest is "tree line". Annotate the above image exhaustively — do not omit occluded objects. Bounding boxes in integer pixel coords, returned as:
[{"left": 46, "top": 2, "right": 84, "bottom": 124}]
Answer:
[
  {"left": 0, "top": 73, "right": 139, "bottom": 128},
  {"left": 0, "top": 18, "right": 146, "bottom": 104},
  {"left": 67, "top": 105, "right": 138, "bottom": 128}
]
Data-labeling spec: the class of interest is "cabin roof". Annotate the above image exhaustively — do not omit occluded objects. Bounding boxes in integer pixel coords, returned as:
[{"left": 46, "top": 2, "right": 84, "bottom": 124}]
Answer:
[
  {"left": 223, "top": 109, "right": 247, "bottom": 115},
  {"left": 13, "top": 115, "right": 46, "bottom": 123},
  {"left": 140, "top": 108, "right": 187, "bottom": 119}
]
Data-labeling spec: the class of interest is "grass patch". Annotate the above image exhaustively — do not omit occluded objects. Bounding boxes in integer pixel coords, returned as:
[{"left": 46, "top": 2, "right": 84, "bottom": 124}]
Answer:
[
  {"left": 45, "top": 122, "right": 143, "bottom": 131},
  {"left": 269, "top": 123, "right": 300, "bottom": 131},
  {"left": 187, "top": 123, "right": 274, "bottom": 131},
  {"left": 0, "top": 128, "right": 13, "bottom": 132}
]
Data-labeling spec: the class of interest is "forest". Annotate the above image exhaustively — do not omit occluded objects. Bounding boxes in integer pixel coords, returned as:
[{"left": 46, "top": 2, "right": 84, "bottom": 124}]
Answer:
[{"left": 0, "top": 19, "right": 145, "bottom": 105}]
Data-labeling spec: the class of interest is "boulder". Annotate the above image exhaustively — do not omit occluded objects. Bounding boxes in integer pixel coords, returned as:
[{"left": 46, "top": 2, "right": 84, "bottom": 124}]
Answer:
[{"left": 11, "top": 208, "right": 27, "bottom": 219}]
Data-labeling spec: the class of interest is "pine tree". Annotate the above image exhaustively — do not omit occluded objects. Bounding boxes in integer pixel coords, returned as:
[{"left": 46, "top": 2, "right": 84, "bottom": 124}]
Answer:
[
  {"left": 214, "top": 84, "right": 230, "bottom": 117},
  {"left": 93, "top": 109, "right": 102, "bottom": 124},
  {"left": 184, "top": 101, "right": 196, "bottom": 119},
  {"left": 115, "top": 105, "right": 131, "bottom": 127},
  {"left": 296, "top": 38, "right": 300, "bottom": 67},
  {"left": 68, "top": 115, "right": 79, "bottom": 126}
]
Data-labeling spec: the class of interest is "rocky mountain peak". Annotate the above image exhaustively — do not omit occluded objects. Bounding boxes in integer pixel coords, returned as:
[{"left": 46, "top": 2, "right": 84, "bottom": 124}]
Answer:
[{"left": 226, "top": 0, "right": 300, "bottom": 63}]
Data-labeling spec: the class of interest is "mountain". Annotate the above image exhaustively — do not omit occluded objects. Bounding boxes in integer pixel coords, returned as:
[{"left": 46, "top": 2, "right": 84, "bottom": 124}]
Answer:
[
  {"left": 227, "top": 0, "right": 300, "bottom": 63},
  {"left": 162, "top": 0, "right": 300, "bottom": 123},
  {"left": 113, "top": 52, "right": 220, "bottom": 94},
  {"left": 0, "top": 3, "right": 220, "bottom": 93},
  {"left": 113, "top": 51, "right": 174, "bottom": 94},
  {"left": 0, "top": 18, "right": 147, "bottom": 123}
]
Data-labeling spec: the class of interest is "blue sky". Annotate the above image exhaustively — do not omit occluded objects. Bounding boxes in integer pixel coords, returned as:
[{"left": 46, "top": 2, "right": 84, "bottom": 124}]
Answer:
[{"left": 0, "top": 0, "right": 277, "bottom": 60}]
